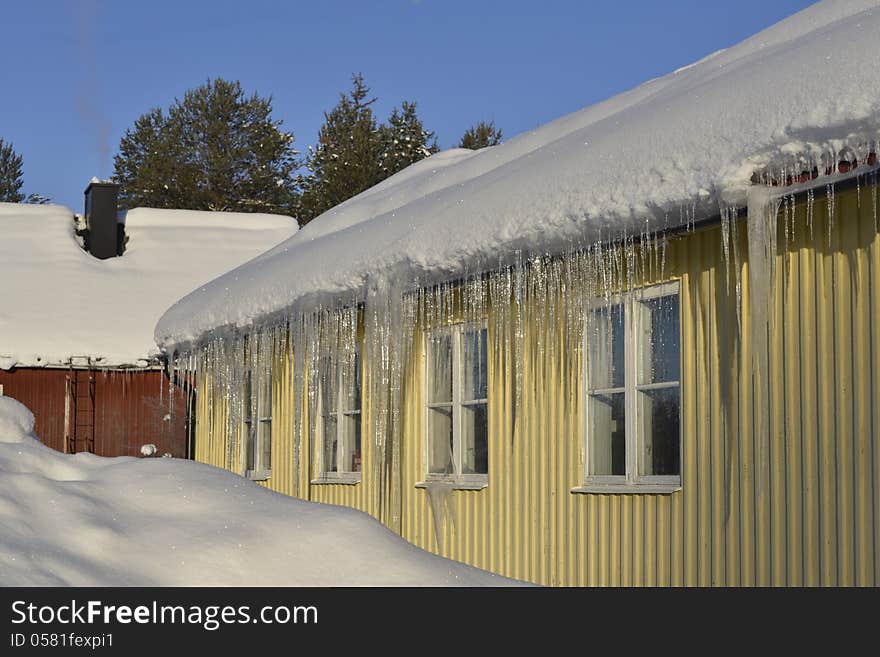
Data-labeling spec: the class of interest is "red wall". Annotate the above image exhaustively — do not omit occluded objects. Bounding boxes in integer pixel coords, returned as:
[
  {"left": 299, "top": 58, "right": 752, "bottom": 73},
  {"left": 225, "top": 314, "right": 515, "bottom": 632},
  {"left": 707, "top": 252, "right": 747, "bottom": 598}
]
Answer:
[
  {"left": 0, "top": 367, "right": 67, "bottom": 452},
  {"left": 0, "top": 367, "right": 189, "bottom": 458}
]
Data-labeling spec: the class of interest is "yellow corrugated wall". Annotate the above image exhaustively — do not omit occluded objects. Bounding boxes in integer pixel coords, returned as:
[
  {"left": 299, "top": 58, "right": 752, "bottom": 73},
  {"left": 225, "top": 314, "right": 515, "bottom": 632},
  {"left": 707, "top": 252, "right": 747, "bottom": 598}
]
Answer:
[
  {"left": 194, "top": 369, "right": 228, "bottom": 471},
  {"left": 195, "top": 330, "right": 382, "bottom": 518},
  {"left": 192, "top": 182, "right": 879, "bottom": 586}
]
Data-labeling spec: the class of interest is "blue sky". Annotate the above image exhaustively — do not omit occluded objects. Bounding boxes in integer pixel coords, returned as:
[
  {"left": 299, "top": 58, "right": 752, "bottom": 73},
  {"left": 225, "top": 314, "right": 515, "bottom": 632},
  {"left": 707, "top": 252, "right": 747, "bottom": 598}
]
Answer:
[{"left": 2, "top": 0, "right": 817, "bottom": 211}]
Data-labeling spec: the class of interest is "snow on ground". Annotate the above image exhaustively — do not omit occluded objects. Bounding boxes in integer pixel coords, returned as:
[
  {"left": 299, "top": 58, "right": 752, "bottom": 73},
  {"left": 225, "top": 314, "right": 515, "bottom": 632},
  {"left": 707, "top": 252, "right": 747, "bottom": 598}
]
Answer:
[
  {"left": 0, "top": 397, "right": 515, "bottom": 586},
  {"left": 156, "top": 0, "right": 880, "bottom": 349},
  {"left": 0, "top": 204, "right": 298, "bottom": 369}
]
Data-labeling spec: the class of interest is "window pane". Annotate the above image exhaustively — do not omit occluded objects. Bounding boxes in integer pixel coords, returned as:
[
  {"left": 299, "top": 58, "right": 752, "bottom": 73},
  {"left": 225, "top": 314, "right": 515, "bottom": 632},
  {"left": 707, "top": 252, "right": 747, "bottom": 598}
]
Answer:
[
  {"left": 244, "top": 423, "right": 255, "bottom": 472},
  {"left": 638, "top": 387, "right": 680, "bottom": 476},
  {"left": 259, "top": 421, "right": 271, "bottom": 471},
  {"left": 588, "top": 392, "right": 626, "bottom": 475},
  {"left": 320, "top": 361, "right": 338, "bottom": 414},
  {"left": 463, "top": 327, "right": 488, "bottom": 401},
  {"left": 260, "top": 372, "right": 272, "bottom": 417},
  {"left": 351, "top": 351, "right": 363, "bottom": 412},
  {"left": 588, "top": 305, "right": 624, "bottom": 390},
  {"left": 341, "top": 413, "right": 361, "bottom": 473},
  {"left": 243, "top": 371, "right": 253, "bottom": 422},
  {"left": 428, "top": 334, "right": 453, "bottom": 403},
  {"left": 427, "top": 406, "right": 453, "bottom": 474},
  {"left": 340, "top": 351, "right": 361, "bottom": 413},
  {"left": 461, "top": 403, "right": 488, "bottom": 474},
  {"left": 322, "top": 415, "right": 338, "bottom": 473},
  {"left": 638, "top": 294, "right": 680, "bottom": 384}
]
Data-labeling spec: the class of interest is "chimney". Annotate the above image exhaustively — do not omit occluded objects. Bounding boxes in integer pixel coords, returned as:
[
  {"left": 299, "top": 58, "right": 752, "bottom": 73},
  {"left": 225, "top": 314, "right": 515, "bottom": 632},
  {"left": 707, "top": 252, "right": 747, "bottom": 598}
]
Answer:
[{"left": 83, "top": 181, "right": 124, "bottom": 259}]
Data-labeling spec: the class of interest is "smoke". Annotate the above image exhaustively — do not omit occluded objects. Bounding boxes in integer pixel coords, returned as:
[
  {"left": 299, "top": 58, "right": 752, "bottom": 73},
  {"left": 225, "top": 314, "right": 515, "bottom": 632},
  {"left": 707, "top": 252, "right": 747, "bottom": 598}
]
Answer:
[{"left": 74, "top": 0, "right": 113, "bottom": 174}]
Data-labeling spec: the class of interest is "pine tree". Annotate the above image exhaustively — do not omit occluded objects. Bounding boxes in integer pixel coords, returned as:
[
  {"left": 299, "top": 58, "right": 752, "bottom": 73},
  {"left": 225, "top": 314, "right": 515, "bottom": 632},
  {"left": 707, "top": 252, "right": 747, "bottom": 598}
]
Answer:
[
  {"left": 459, "top": 120, "right": 503, "bottom": 150},
  {"left": 114, "top": 108, "right": 179, "bottom": 208},
  {"left": 379, "top": 101, "right": 438, "bottom": 177},
  {"left": 0, "top": 139, "right": 25, "bottom": 203},
  {"left": 23, "top": 193, "right": 51, "bottom": 205},
  {"left": 298, "top": 74, "right": 384, "bottom": 224},
  {"left": 298, "top": 75, "right": 440, "bottom": 226},
  {"left": 113, "top": 78, "right": 299, "bottom": 215}
]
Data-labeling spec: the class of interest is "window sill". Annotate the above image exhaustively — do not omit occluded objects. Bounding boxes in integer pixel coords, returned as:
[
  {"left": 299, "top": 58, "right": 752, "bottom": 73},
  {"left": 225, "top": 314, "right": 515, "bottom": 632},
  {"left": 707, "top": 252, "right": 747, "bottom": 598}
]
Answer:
[
  {"left": 570, "top": 483, "right": 681, "bottom": 495},
  {"left": 416, "top": 477, "right": 488, "bottom": 491},
  {"left": 245, "top": 469, "right": 271, "bottom": 482},
  {"left": 310, "top": 473, "right": 362, "bottom": 486}
]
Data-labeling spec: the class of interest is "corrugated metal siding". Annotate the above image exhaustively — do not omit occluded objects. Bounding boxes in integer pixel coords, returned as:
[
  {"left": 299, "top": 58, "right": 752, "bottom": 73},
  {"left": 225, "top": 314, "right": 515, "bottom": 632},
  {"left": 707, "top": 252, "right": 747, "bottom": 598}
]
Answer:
[
  {"left": 194, "top": 370, "right": 229, "bottom": 470},
  {"left": 0, "top": 367, "right": 187, "bottom": 458},
  {"left": 0, "top": 368, "right": 68, "bottom": 452},
  {"left": 92, "top": 370, "right": 188, "bottom": 458},
  {"left": 194, "top": 341, "right": 381, "bottom": 516},
  {"left": 192, "top": 182, "right": 879, "bottom": 586},
  {"left": 394, "top": 184, "right": 878, "bottom": 586}
]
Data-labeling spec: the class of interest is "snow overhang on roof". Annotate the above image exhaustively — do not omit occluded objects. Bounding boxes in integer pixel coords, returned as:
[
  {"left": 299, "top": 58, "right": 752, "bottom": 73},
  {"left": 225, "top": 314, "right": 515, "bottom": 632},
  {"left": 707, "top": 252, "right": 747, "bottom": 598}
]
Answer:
[
  {"left": 0, "top": 204, "right": 298, "bottom": 370},
  {"left": 155, "top": 0, "right": 880, "bottom": 351}
]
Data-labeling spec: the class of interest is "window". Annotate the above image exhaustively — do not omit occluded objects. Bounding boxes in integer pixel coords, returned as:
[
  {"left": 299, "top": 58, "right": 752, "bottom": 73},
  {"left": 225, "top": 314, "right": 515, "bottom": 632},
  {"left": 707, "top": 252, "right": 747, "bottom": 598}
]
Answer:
[
  {"left": 578, "top": 281, "right": 681, "bottom": 493},
  {"left": 423, "top": 322, "right": 488, "bottom": 488},
  {"left": 314, "top": 350, "right": 362, "bottom": 483},
  {"left": 243, "top": 368, "right": 272, "bottom": 481}
]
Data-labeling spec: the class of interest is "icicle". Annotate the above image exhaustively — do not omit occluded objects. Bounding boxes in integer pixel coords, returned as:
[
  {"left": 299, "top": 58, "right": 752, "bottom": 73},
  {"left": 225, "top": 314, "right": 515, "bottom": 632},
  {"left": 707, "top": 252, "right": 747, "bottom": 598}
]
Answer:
[
  {"left": 424, "top": 480, "right": 456, "bottom": 552},
  {"left": 806, "top": 187, "right": 814, "bottom": 240},
  {"left": 513, "top": 250, "right": 525, "bottom": 431},
  {"left": 826, "top": 182, "right": 835, "bottom": 246},
  {"left": 856, "top": 172, "right": 861, "bottom": 209},
  {"left": 168, "top": 350, "right": 176, "bottom": 424},
  {"left": 781, "top": 195, "right": 792, "bottom": 287},
  {"left": 746, "top": 185, "right": 780, "bottom": 497},
  {"left": 872, "top": 168, "right": 878, "bottom": 232},
  {"left": 659, "top": 233, "right": 668, "bottom": 281},
  {"left": 720, "top": 205, "right": 731, "bottom": 296},
  {"left": 358, "top": 273, "right": 414, "bottom": 532}
]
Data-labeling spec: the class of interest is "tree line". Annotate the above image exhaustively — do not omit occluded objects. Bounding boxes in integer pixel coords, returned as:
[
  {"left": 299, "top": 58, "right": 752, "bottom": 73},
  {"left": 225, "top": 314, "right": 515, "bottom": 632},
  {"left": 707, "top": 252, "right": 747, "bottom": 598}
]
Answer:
[
  {"left": 1, "top": 75, "right": 503, "bottom": 226},
  {"left": 0, "top": 139, "right": 50, "bottom": 204}
]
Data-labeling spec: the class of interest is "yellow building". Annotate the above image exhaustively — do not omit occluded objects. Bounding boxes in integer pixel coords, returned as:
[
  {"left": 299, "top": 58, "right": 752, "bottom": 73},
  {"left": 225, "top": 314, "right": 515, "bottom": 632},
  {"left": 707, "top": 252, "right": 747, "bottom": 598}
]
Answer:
[
  {"left": 175, "top": 179, "right": 878, "bottom": 586},
  {"left": 156, "top": 5, "right": 880, "bottom": 586}
]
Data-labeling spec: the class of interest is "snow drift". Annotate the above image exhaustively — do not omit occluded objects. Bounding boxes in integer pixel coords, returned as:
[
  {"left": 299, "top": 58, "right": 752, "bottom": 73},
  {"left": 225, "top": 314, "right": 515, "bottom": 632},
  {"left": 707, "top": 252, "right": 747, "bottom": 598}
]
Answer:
[
  {"left": 0, "top": 397, "right": 515, "bottom": 586},
  {"left": 156, "top": 0, "right": 880, "bottom": 349}
]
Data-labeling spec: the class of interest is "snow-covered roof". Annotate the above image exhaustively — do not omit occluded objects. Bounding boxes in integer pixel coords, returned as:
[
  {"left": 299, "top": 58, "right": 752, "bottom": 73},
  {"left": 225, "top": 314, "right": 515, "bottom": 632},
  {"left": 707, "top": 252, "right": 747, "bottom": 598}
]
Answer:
[
  {"left": 156, "top": 0, "right": 880, "bottom": 349},
  {"left": 0, "top": 203, "right": 297, "bottom": 369},
  {"left": 0, "top": 395, "right": 516, "bottom": 585}
]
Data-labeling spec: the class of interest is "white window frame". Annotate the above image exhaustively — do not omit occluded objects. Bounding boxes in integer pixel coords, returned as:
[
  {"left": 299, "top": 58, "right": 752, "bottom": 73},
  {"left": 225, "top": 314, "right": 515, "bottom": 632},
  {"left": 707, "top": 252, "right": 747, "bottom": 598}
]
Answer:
[
  {"left": 419, "top": 321, "right": 489, "bottom": 491},
  {"left": 312, "top": 351, "right": 363, "bottom": 485},
  {"left": 573, "top": 280, "right": 682, "bottom": 494},
  {"left": 242, "top": 368, "right": 272, "bottom": 481}
]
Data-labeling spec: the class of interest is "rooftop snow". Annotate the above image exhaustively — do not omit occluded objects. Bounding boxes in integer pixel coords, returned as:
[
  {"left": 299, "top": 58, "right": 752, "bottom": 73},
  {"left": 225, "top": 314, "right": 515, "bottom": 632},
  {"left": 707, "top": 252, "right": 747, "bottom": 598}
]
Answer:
[
  {"left": 0, "top": 396, "right": 515, "bottom": 585},
  {"left": 156, "top": 0, "right": 880, "bottom": 349},
  {"left": 0, "top": 203, "right": 297, "bottom": 369}
]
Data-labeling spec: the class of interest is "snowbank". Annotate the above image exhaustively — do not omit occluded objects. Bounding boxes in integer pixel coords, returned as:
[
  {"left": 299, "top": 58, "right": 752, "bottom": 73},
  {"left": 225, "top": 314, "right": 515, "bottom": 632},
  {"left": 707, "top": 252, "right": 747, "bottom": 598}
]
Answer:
[
  {"left": 0, "top": 204, "right": 297, "bottom": 369},
  {"left": 156, "top": 0, "right": 880, "bottom": 349},
  {"left": 0, "top": 397, "right": 515, "bottom": 586}
]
